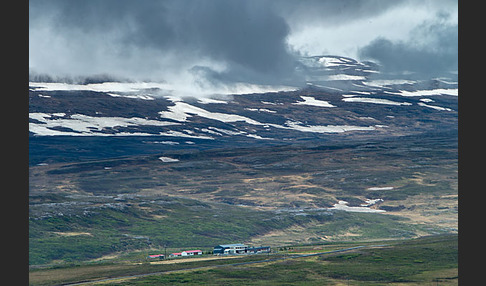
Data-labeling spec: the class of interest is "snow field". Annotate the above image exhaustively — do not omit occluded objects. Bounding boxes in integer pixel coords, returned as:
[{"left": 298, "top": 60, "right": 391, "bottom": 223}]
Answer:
[{"left": 29, "top": 113, "right": 178, "bottom": 136}]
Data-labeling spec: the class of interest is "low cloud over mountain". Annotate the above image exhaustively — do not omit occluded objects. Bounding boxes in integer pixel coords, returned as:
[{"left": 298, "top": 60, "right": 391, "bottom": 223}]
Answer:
[{"left": 29, "top": 0, "right": 457, "bottom": 90}]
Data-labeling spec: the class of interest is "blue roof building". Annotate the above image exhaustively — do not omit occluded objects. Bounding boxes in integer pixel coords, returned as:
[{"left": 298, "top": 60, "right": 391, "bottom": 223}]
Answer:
[
  {"left": 213, "top": 244, "right": 271, "bottom": 255},
  {"left": 213, "top": 243, "right": 248, "bottom": 255}
]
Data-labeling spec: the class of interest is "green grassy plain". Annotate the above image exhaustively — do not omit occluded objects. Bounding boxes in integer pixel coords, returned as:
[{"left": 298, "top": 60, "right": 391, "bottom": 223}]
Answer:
[
  {"left": 107, "top": 235, "right": 458, "bottom": 286},
  {"left": 29, "top": 234, "right": 457, "bottom": 285},
  {"left": 30, "top": 194, "right": 433, "bottom": 265}
]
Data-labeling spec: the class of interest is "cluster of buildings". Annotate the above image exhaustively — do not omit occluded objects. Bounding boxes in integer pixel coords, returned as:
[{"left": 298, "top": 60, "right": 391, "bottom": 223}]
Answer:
[
  {"left": 147, "top": 249, "right": 203, "bottom": 260},
  {"left": 148, "top": 243, "right": 270, "bottom": 259},
  {"left": 213, "top": 243, "right": 270, "bottom": 255}
]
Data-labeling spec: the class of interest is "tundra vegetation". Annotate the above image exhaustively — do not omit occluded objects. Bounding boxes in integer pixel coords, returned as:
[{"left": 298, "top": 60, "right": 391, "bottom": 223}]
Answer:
[
  {"left": 29, "top": 132, "right": 457, "bottom": 266},
  {"left": 29, "top": 234, "right": 457, "bottom": 285}
]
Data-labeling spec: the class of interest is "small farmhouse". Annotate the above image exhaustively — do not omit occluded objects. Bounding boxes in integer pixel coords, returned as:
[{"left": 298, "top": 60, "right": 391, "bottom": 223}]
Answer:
[
  {"left": 183, "top": 250, "right": 203, "bottom": 256},
  {"left": 169, "top": 250, "right": 203, "bottom": 257}
]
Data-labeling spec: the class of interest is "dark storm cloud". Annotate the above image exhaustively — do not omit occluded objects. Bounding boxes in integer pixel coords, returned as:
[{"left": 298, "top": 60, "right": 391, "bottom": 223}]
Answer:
[
  {"left": 30, "top": 0, "right": 173, "bottom": 44},
  {"left": 358, "top": 11, "right": 458, "bottom": 77},
  {"left": 187, "top": 1, "right": 292, "bottom": 74},
  {"left": 164, "top": 0, "right": 300, "bottom": 85},
  {"left": 29, "top": 0, "right": 458, "bottom": 86},
  {"left": 276, "top": 0, "right": 406, "bottom": 27},
  {"left": 29, "top": 0, "right": 301, "bottom": 85}
]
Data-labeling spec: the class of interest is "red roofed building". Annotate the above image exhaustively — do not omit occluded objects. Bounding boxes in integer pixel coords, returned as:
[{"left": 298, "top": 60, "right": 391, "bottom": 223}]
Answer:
[
  {"left": 169, "top": 250, "right": 203, "bottom": 257},
  {"left": 184, "top": 250, "right": 203, "bottom": 255},
  {"left": 147, "top": 254, "right": 165, "bottom": 259}
]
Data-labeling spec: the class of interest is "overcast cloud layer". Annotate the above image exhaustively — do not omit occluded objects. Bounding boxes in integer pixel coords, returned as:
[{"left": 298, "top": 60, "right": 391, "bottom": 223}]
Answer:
[{"left": 29, "top": 0, "right": 458, "bottom": 88}]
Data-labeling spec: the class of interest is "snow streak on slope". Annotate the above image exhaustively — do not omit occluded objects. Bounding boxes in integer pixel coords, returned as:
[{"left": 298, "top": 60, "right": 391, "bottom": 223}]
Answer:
[
  {"left": 418, "top": 102, "right": 454, "bottom": 111},
  {"left": 342, "top": 97, "right": 412, "bottom": 106},
  {"left": 330, "top": 200, "right": 385, "bottom": 213},
  {"left": 292, "top": 96, "right": 335, "bottom": 107},
  {"left": 29, "top": 113, "right": 178, "bottom": 136},
  {"left": 159, "top": 101, "right": 262, "bottom": 125},
  {"left": 327, "top": 74, "right": 366, "bottom": 81},
  {"left": 158, "top": 101, "right": 376, "bottom": 134},
  {"left": 388, "top": 89, "right": 458, "bottom": 97},
  {"left": 282, "top": 121, "right": 376, "bottom": 133}
]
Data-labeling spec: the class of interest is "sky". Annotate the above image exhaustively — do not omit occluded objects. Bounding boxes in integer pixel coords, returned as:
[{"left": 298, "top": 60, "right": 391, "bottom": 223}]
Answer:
[{"left": 29, "top": 0, "right": 458, "bottom": 90}]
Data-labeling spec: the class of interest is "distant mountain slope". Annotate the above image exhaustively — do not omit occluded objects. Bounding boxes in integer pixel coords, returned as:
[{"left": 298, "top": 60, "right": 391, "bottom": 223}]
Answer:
[
  {"left": 29, "top": 56, "right": 457, "bottom": 165},
  {"left": 29, "top": 57, "right": 456, "bottom": 137}
]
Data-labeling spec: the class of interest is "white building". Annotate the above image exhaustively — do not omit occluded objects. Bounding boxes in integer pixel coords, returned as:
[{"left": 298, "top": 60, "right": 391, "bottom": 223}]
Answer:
[{"left": 169, "top": 250, "right": 203, "bottom": 257}]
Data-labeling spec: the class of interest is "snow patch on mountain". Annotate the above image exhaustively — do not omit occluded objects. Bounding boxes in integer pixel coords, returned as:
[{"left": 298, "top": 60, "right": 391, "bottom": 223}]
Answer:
[
  {"left": 318, "top": 56, "right": 352, "bottom": 67},
  {"left": 342, "top": 91, "right": 373, "bottom": 97},
  {"left": 327, "top": 74, "right": 366, "bottom": 81},
  {"left": 157, "top": 130, "right": 214, "bottom": 140},
  {"left": 418, "top": 102, "right": 454, "bottom": 111},
  {"left": 363, "top": 79, "right": 417, "bottom": 88},
  {"left": 292, "top": 96, "right": 335, "bottom": 107},
  {"left": 158, "top": 157, "right": 179, "bottom": 163},
  {"left": 330, "top": 200, "right": 385, "bottom": 213},
  {"left": 29, "top": 113, "right": 177, "bottom": 136},
  {"left": 361, "top": 199, "right": 384, "bottom": 207},
  {"left": 196, "top": 98, "right": 229, "bottom": 104},
  {"left": 159, "top": 101, "right": 262, "bottom": 125},
  {"left": 388, "top": 88, "right": 458, "bottom": 97},
  {"left": 245, "top": 108, "right": 277, "bottom": 113},
  {"left": 283, "top": 121, "right": 375, "bottom": 133},
  {"left": 342, "top": 97, "right": 412, "bottom": 106},
  {"left": 366, "top": 187, "right": 394, "bottom": 191},
  {"left": 108, "top": 93, "right": 155, "bottom": 100}
]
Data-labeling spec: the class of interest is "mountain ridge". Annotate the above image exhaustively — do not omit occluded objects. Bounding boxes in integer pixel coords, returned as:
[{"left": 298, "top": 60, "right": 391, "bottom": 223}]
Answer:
[{"left": 29, "top": 55, "right": 457, "bottom": 165}]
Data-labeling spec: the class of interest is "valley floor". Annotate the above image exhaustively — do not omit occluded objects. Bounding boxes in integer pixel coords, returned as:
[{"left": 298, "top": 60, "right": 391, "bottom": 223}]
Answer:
[{"left": 29, "top": 234, "right": 458, "bottom": 286}]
